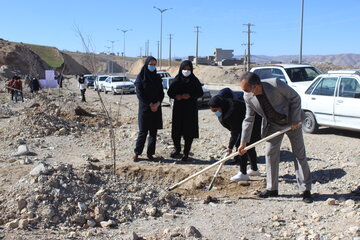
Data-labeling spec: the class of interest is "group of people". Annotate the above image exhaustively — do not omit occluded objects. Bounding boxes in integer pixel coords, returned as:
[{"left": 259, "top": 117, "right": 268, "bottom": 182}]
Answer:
[
  {"left": 133, "top": 56, "right": 313, "bottom": 203},
  {"left": 6, "top": 75, "right": 41, "bottom": 103}
]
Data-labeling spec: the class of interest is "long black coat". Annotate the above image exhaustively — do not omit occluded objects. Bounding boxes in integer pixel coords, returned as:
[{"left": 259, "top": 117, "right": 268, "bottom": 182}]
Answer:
[
  {"left": 167, "top": 73, "right": 203, "bottom": 139},
  {"left": 135, "top": 57, "right": 164, "bottom": 131}
]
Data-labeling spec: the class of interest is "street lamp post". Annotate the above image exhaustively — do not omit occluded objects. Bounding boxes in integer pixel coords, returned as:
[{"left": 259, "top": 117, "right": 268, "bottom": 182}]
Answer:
[
  {"left": 107, "top": 40, "right": 117, "bottom": 73},
  {"left": 153, "top": 6, "right": 172, "bottom": 69},
  {"left": 117, "top": 29, "right": 132, "bottom": 76}
]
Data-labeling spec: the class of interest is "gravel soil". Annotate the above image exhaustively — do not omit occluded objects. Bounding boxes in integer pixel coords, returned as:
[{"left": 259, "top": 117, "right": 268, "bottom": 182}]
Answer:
[{"left": 0, "top": 77, "right": 359, "bottom": 240}]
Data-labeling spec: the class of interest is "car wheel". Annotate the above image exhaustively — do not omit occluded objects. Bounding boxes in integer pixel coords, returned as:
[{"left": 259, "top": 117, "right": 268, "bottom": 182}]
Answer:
[
  {"left": 112, "top": 88, "right": 116, "bottom": 95},
  {"left": 103, "top": 86, "right": 108, "bottom": 94},
  {"left": 302, "top": 111, "right": 318, "bottom": 134}
]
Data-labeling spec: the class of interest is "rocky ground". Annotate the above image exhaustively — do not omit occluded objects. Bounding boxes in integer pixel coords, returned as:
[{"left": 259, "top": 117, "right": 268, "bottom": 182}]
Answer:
[{"left": 0, "top": 77, "right": 359, "bottom": 240}]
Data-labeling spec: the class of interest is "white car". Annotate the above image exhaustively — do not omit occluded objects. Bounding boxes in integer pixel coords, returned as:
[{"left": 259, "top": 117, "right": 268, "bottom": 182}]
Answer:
[
  {"left": 301, "top": 70, "right": 360, "bottom": 133},
  {"left": 102, "top": 75, "right": 136, "bottom": 95},
  {"left": 94, "top": 75, "right": 108, "bottom": 92},
  {"left": 250, "top": 64, "right": 322, "bottom": 93}
]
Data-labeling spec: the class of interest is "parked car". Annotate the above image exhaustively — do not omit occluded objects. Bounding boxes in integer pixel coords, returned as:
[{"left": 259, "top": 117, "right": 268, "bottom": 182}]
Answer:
[
  {"left": 157, "top": 70, "right": 171, "bottom": 79},
  {"left": 94, "top": 75, "right": 109, "bottom": 92},
  {"left": 161, "top": 77, "right": 212, "bottom": 107},
  {"left": 102, "top": 75, "right": 136, "bottom": 95},
  {"left": 250, "top": 64, "right": 322, "bottom": 93},
  {"left": 84, "top": 74, "right": 96, "bottom": 87},
  {"left": 300, "top": 70, "right": 360, "bottom": 133}
]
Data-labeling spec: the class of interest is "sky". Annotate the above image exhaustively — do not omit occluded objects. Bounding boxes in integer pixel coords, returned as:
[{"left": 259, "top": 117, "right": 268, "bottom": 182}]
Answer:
[{"left": 1, "top": 0, "right": 360, "bottom": 58}]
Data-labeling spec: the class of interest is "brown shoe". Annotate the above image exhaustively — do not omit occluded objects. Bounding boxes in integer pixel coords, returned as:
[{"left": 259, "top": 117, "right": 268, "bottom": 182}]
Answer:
[{"left": 132, "top": 154, "right": 139, "bottom": 161}]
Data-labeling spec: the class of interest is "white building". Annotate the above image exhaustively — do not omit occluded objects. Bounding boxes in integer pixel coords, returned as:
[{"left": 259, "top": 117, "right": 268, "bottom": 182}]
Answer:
[{"left": 214, "top": 48, "right": 234, "bottom": 61}]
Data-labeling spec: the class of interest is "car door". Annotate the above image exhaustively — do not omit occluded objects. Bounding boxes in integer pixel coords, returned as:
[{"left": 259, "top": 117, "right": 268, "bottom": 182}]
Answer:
[
  {"left": 334, "top": 77, "right": 360, "bottom": 130},
  {"left": 105, "top": 77, "right": 111, "bottom": 91},
  {"left": 307, "top": 77, "right": 338, "bottom": 125}
]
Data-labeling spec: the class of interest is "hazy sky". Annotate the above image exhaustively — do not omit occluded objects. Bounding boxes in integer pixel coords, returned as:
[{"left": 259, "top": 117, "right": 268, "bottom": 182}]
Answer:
[{"left": 1, "top": 0, "right": 359, "bottom": 58}]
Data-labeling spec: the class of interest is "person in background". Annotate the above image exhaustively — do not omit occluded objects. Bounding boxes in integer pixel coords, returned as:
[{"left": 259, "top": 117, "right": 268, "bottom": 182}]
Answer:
[
  {"left": 133, "top": 56, "right": 164, "bottom": 161},
  {"left": 29, "top": 77, "right": 40, "bottom": 94},
  {"left": 78, "top": 74, "right": 87, "bottom": 102},
  {"left": 237, "top": 72, "right": 313, "bottom": 203},
  {"left": 13, "top": 76, "right": 24, "bottom": 103},
  {"left": 167, "top": 60, "right": 203, "bottom": 161},
  {"left": 209, "top": 92, "right": 261, "bottom": 181},
  {"left": 7, "top": 76, "right": 16, "bottom": 101}
]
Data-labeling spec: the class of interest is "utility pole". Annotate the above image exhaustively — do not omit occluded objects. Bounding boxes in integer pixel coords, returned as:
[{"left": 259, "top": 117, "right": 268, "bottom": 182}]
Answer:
[
  {"left": 299, "top": 0, "right": 304, "bottom": 64},
  {"left": 169, "top": 34, "right": 173, "bottom": 67},
  {"left": 154, "top": 6, "right": 172, "bottom": 69},
  {"left": 117, "top": 29, "right": 132, "bottom": 76},
  {"left": 140, "top": 47, "right": 142, "bottom": 58},
  {"left": 194, "top": 26, "right": 200, "bottom": 66},
  {"left": 242, "top": 23, "right": 255, "bottom": 71},
  {"left": 157, "top": 41, "right": 160, "bottom": 61},
  {"left": 107, "top": 40, "right": 117, "bottom": 73}
]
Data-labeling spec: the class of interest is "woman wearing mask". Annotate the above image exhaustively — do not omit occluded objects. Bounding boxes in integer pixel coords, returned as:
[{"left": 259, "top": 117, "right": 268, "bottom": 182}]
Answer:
[
  {"left": 167, "top": 60, "right": 203, "bottom": 161},
  {"left": 209, "top": 94, "right": 262, "bottom": 181},
  {"left": 133, "top": 56, "right": 164, "bottom": 161}
]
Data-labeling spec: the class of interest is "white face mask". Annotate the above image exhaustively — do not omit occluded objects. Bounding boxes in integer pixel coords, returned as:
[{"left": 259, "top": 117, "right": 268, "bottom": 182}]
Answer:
[
  {"left": 182, "top": 70, "right": 191, "bottom": 77},
  {"left": 247, "top": 92, "right": 254, "bottom": 98}
]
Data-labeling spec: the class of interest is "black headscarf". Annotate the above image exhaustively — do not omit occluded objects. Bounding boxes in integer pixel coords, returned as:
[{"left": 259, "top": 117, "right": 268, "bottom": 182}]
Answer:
[
  {"left": 173, "top": 60, "right": 196, "bottom": 83},
  {"left": 136, "top": 56, "right": 161, "bottom": 84},
  {"left": 209, "top": 95, "right": 235, "bottom": 121}
]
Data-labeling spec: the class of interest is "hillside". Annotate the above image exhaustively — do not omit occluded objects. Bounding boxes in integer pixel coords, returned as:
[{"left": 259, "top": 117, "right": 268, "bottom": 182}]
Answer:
[{"left": 251, "top": 54, "right": 360, "bottom": 67}]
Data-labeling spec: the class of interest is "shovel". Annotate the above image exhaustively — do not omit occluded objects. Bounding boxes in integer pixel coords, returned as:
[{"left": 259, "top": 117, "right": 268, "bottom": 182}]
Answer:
[
  {"left": 204, "top": 152, "right": 229, "bottom": 191},
  {"left": 168, "top": 127, "right": 291, "bottom": 191}
]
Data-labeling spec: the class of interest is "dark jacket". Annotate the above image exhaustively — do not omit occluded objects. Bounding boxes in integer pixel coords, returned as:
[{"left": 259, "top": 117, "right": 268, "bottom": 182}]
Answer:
[
  {"left": 213, "top": 89, "right": 262, "bottom": 148},
  {"left": 135, "top": 56, "right": 164, "bottom": 131},
  {"left": 167, "top": 60, "right": 204, "bottom": 139}
]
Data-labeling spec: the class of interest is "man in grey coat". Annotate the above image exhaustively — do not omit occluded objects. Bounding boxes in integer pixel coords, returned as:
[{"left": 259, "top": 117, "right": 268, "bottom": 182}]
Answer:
[{"left": 237, "top": 72, "right": 313, "bottom": 203}]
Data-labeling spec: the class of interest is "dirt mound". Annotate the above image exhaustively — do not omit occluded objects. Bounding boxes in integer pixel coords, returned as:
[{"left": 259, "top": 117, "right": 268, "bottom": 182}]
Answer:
[
  {"left": 128, "top": 58, "right": 144, "bottom": 75},
  {"left": 0, "top": 95, "right": 108, "bottom": 140},
  {"left": 59, "top": 52, "right": 90, "bottom": 75},
  {"left": 0, "top": 162, "right": 183, "bottom": 229},
  {"left": 0, "top": 40, "right": 51, "bottom": 79}
]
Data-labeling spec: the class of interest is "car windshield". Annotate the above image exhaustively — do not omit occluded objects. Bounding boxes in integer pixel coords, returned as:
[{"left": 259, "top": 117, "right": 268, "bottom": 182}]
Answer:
[
  {"left": 158, "top": 72, "right": 171, "bottom": 78},
  {"left": 85, "top": 76, "right": 96, "bottom": 80},
  {"left": 285, "top": 67, "right": 321, "bottom": 82},
  {"left": 112, "top": 77, "right": 127, "bottom": 82},
  {"left": 99, "top": 76, "right": 108, "bottom": 81}
]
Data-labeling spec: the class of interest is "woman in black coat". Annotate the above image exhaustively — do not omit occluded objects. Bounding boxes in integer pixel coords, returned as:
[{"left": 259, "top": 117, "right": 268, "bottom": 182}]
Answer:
[
  {"left": 209, "top": 93, "right": 262, "bottom": 181},
  {"left": 133, "top": 56, "right": 164, "bottom": 161},
  {"left": 167, "top": 60, "right": 203, "bottom": 161}
]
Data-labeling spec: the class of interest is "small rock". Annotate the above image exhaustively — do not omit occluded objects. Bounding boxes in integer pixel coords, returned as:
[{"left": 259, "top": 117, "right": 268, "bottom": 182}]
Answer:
[
  {"left": 326, "top": 198, "right": 336, "bottom": 205},
  {"left": 18, "top": 219, "right": 28, "bottom": 229},
  {"left": 145, "top": 207, "right": 157, "bottom": 217},
  {"left": 258, "top": 227, "right": 265, "bottom": 233},
  {"left": 272, "top": 215, "right": 280, "bottom": 221},
  {"left": 5, "top": 219, "right": 19, "bottom": 229},
  {"left": 347, "top": 226, "right": 360, "bottom": 236},
  {"left": 185, "top": 226, "right": 202, "bottom": 238},
  {"left": 78, "top": 202, "right": 87, "bottom": 211},
  {"left": 87, "top": 219, "right": 96, "bottom": 228},
  {"left": 29, "top": 163, "right": 49, "bottom": 176},
  {"left": 100, "top": 219, "right": 116, "bottom": 228},
  {"left": 344, "top": 199, "right": 356, "bottom": 207},
  {"left": 163, "top": 213, "right": 175, "bottom": 219},
  {"left": 14, "top": 144, "right": 30, "bottom": 156},
  {"left": 296, "top": 235, "right": 308, "bottom": 240},
  {"left": 17, "top": 198, "right": 27, "bottom": 211}
]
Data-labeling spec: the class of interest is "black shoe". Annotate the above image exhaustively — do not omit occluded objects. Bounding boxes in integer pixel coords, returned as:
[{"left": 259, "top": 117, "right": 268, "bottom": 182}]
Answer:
[
  {"left": 132, "top": 154, "right": 139, "bottom": 162},
  {"left": 170, "top": 151, "right": 181, "bottom": 158},
  {"left": 257, "top": 190, "right": 279, "bottom": 198},
  {"left": 147, "top": 154, "right": 154, "bottom": 160},
  {"left": 181, "top": 155, "right": 189, "bottom": 161},
  {"left": 302, "top": 190, "right": 313, "bottom": 203}
]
